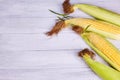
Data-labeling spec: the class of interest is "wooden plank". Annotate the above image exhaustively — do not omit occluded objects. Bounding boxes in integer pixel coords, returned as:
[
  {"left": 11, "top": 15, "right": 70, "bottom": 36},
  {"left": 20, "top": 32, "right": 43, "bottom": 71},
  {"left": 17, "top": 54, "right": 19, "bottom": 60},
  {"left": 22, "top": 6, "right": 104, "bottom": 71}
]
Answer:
[
  {"left": 0, "top": 50, "right": 85, "bottom": 69},
  {"left": 0, "top": 50, "right": 104, "bottom": 80},
  {"left": 0, "top": 33, "right": 120, "bottom": 51},
  {"left": 0, "top": 18, "right": 56, "bottom": 33},
  {"left": 0, "top": 33, "right": 90, "bottom": 51},
  {"left": 0, "top": 18, "right": 75, "bottom": 33},
  {"left": 0, "top": 68, "right": 100, "bottom": 80},
  {"left": 0, "top": 0, "right": 119, "bottom": 18},
  {"left": 0, "top": 49, "right": 107, "bottom": 69}
]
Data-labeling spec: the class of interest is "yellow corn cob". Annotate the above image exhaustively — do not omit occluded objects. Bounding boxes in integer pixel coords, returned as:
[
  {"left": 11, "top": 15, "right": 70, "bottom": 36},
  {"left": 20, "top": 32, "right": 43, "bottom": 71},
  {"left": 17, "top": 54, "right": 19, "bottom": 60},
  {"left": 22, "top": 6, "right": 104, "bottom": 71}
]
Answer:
[
  {"left": 62, "top": 0, "right": 120, "bottom": 27},
  {"left": 82, "top": 32, "right": 120, "bottom": 71},
  {"left": 78, "top": 48, "right": 120, "bottom": 80},
  {"left": 65, "top": 18, "right": 120, "bottom": 34},
  {"left": 46, "top": 17, "right": 120, "bottom": 40},
  {"left": 72, "top": 26, "right": 120, "bottom": 71}
]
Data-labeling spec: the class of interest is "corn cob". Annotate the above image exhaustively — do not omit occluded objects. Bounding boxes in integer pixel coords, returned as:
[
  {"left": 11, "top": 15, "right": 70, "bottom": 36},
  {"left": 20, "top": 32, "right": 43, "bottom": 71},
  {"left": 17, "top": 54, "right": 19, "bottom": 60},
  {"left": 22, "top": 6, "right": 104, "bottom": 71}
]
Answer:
[
  {"left": 63, "top": 0, "right": 120, "bottom": 26},
  {"left": 79, "top": 48, "right": 120, "bottom": 80},
  {"left": 46, "top": 18, "right": 120, "bottom": 40},
  {"left": 73, "top": 26, "right": 120, "bottom": 71}
]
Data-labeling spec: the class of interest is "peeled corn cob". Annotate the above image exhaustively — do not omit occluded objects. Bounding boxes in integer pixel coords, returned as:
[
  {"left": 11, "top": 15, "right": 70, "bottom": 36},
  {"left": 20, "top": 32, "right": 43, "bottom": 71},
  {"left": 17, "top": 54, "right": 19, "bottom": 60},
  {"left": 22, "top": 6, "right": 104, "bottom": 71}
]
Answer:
[
  {"left": 63, "top": 0, "right": 120, "bottom": 26},
  {"left": 73, "top": 26, "right": 120, "bottom": 71},
  {"left": 46, "top": 18, "right": 120, "bottom": 40},
  {"left": 79, "top": 48, "right": 120, "bottom": 80}
]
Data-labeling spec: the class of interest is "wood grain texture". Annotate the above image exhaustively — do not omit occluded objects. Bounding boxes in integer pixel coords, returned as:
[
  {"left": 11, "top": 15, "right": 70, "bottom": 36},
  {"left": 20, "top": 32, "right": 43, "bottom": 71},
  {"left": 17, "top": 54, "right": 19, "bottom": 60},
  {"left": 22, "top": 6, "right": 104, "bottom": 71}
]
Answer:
[{"left": 0, "top": 0, "right": 120, "bottom": 80}]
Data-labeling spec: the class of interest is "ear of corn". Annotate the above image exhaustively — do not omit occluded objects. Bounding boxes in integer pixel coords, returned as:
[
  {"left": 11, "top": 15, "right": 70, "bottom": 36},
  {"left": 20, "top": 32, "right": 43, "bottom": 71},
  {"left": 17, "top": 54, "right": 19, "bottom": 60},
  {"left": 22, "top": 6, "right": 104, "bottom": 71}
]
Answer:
[
  {"left": 62, "top": 0, "right": 120, "bottom": 26},
  {"left": 82, "top": 32, "right": 120, "bottom": 71},
  {"left": 47, "top": 9, "right": 120, "bottom": 40},
  {"left": 73, "top": 4, "right": 120, "bottom": 26},
  {"left": 46, "top": 16, "right": 120, "bottom": 40},
  {"left": 72, "top": 26, "right": 120, "bottom": 71},
  {"left": 79, "top": 49, "right": 120, "bottom": 80},
  {"left": 65, "top": 18, "right": 120, "bottom": 40}
]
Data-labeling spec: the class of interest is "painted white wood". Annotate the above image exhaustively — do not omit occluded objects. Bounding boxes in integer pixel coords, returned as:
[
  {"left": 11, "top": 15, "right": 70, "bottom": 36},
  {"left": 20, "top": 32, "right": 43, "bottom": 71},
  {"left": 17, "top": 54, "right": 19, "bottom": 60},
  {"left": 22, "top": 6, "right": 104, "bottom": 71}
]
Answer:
[
  {"left": 0, "top": 33, "right": 120, "bottom": 51},
  {"left": 0, "top": 0, "right": 120, "bottom": 80},
  {"left": 0, "top": 33, "right": 89, "bottom": 51},
  {"left": 0, "top": 0, "right": 120, "bottom": 18},
  {"left": 0, "top": 50, "right": 107, "bottom": 69},
  {"left": 0, "top": 50, "right": 105, "bottom": 80}
]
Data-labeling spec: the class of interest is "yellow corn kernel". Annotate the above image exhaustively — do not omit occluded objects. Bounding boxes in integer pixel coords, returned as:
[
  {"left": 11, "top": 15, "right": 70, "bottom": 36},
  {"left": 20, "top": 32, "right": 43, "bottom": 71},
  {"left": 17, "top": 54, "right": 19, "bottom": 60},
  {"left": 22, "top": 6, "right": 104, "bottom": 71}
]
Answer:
[
  {"left": 85, "top": 32, "right": 120, "bottom": 71},
  {"left": 47, "top": 17, "right": 120, "bottom": 40},
  {"left": 65, "top": 18, "right": 120, "bottom": 34}
]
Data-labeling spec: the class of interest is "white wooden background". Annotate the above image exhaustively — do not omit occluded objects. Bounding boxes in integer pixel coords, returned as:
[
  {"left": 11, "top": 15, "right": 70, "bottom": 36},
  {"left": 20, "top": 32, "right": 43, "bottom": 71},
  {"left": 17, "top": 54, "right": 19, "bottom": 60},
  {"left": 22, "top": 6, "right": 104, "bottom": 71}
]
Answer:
[{"left": 1, "top": 0, "right": 120, "bottom": 80}]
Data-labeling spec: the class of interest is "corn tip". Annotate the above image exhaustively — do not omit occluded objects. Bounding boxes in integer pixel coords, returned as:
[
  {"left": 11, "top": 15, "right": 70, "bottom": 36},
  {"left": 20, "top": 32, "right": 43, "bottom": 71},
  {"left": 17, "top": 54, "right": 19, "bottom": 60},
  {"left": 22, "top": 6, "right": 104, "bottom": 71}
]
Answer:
[
  {"left": 72, "top": 26, "right": 84, "bottom": 34},
  {"left": 46, "top": 21, "right": 65, "bottom": 36},
  {"left": 78, "top": 48, "right": 95, "bottom": 59},
  {"left": 62, "top": 0, "right": 74, "bottom": 14}
]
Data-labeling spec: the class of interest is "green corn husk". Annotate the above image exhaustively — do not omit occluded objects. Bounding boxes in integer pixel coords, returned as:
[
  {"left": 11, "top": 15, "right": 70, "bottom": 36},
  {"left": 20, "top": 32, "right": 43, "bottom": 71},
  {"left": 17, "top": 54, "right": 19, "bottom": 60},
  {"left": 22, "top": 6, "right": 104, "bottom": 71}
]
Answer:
[
  {"left": 63, "top": 0, "right": 120, "bottom": 26},
  {"left": 72, "top": 26, "right": 120, "bottom": 71},
  {"left": 46, "top": 17, "right": 120, "bottom": 40},
  {"left": 79, "top": 48, "right": 120, "bottom": 80},
  {"left": 73, "top": 4, "right": 120, "bottom": 26}
]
